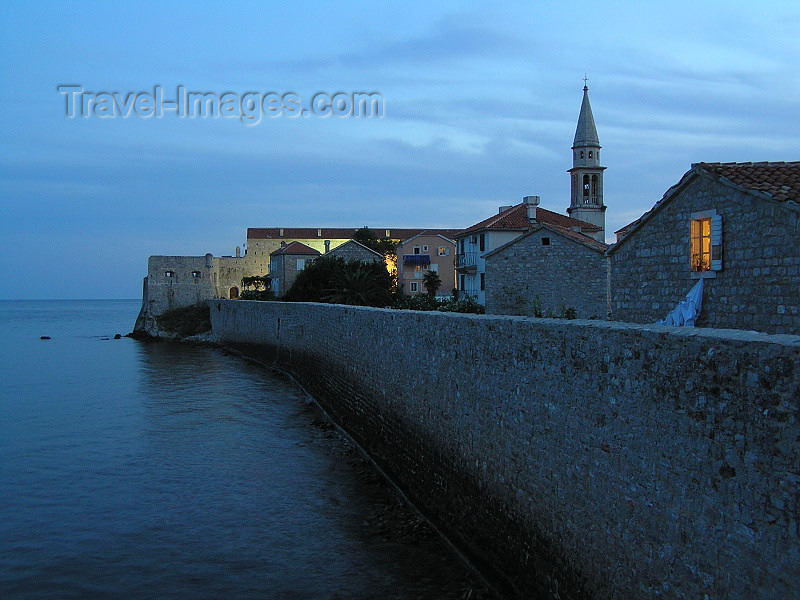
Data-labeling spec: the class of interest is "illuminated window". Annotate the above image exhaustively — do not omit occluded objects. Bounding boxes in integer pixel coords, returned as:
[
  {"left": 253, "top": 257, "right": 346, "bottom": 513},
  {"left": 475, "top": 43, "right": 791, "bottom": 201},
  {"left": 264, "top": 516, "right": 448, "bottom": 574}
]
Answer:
[
  {"left": 438, "top": 247, "right": 449, "bottom": 256},
  {"left": 691, "top": 211, "right": 723, "bottom": 273},
  {"left": 191, "top": 271, "right": 201, "bottom": 278},
  {"left": 690, "top": 218, "right": 711, "bottom": 271},
  {"left": 165, "top": 271, "right": 174, "bottom": 277}
]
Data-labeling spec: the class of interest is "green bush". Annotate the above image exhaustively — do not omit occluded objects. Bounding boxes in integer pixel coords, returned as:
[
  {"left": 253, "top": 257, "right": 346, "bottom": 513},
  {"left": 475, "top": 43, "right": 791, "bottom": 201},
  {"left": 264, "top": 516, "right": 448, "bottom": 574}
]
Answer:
[{"left": 392, "top": 294, "right": 485, "bottom": 314}]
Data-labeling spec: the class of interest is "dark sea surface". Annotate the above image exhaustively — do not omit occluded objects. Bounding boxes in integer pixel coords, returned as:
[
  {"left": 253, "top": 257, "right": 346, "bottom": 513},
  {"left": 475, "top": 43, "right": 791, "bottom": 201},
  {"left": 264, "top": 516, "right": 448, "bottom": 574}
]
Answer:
[{"left": 0, "top": 300, "right": 486, "bottom": 599}]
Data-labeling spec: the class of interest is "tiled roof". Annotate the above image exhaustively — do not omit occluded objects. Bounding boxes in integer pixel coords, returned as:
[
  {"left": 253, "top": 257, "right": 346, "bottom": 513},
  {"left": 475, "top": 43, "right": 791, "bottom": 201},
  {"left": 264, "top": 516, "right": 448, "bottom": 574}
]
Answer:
[
  {"left": 614, "top": 216, "right": 644, "bottom": 238},
  {"left": 249, "top": 227, "right": 463, "bottom": 242},
  {"left": 459, "top": 203, "right": 601, "bottom": 236},
  {"left": 697, "top": 162, "right": 800, "bottom": 202},
  {"left": 547, "top": 223, "right": 609, "bottom": 253},
  {"left": 484, "top": 221, "right": 608, "bottom": 259},
  {"left": 270, "top": 241, "right": 321, "bottom": 256}
]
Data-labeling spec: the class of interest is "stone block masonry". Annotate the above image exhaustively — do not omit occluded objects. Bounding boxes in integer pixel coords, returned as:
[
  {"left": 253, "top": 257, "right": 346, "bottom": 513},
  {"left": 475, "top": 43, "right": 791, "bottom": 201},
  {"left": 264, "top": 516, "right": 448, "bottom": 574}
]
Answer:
[{"left": 210, "top": 300, "right": 800, "bottom": 599}]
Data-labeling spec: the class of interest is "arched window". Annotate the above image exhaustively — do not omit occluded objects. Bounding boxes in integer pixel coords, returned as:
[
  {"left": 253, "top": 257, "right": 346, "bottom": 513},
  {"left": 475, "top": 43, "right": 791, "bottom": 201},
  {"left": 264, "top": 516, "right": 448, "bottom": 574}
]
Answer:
[
  {"left": 580, "top": 151, "right": 584, "bottom": 159},
  {"left": 591, "top": 175, "right": 598, "bottom": 201},
  {"left": 589, "top": 151, "right": 593, "bottom": 158},
  {"left": 583, "top": 175, "right": 590, "bottom": 197}
]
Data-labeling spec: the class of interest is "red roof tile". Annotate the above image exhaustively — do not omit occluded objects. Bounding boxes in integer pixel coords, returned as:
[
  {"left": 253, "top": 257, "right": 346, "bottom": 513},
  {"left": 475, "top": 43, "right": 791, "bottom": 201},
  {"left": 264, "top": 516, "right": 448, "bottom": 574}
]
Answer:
[
  {"left": 459, "top": 203, "right": 601, "bottom": 236},
  {"left": 697, "top": 161, "right": 800, "bottom": 202},
  {"left": 270, "top": 241, "right": 321, "bottom": 256},
  {"left": 249, "top": 227, "right": 463, "bottom": 242}
]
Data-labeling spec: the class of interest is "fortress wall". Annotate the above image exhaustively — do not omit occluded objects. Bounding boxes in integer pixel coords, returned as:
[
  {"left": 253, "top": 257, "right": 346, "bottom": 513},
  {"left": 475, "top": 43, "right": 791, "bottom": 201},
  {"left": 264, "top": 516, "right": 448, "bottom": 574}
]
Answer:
[{"left": 210, "top": 300, "right": 800, "bottom": 599}]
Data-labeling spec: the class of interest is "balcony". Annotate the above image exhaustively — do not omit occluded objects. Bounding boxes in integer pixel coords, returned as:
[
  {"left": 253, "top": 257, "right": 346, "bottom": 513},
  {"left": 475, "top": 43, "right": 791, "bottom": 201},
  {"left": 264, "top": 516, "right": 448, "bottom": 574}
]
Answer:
[
  {"left": 403, "top": 254, "right": 431, "bottom": 266},
  {"left": 456, "top": 252, "right": 477, "bottom": 273}
]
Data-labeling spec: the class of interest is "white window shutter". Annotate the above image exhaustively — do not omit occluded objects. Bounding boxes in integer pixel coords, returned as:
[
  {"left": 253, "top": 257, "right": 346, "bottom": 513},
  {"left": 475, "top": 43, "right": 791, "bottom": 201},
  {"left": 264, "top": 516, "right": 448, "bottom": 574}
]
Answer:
[{"left": 711, "top": 213, "right": 723, "bottom": 270}]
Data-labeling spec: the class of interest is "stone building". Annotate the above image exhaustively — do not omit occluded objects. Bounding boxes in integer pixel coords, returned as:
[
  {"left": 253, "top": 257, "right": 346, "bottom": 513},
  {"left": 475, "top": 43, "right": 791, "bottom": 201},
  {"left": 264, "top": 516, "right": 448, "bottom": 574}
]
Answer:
[
  {"left": 455, "top": 197, "right": 601, "bottom": 305},
  {"left": 485, "top": 223, "right": 608, "bottom": 318},
  {"left": 608, "top": 161, "right": 800, "bottom": 334},
  {"left": 396, "top": 232, "right": 458, "bottom": 296},
  {"left": 134, "top": 252, "right": 250, "bottom": 333},
  {"left": 269, "top": 242, "right": 321, "bottom": 297},
  {"left": 324, "top": 239, "right": 384, "bottom": 263}
]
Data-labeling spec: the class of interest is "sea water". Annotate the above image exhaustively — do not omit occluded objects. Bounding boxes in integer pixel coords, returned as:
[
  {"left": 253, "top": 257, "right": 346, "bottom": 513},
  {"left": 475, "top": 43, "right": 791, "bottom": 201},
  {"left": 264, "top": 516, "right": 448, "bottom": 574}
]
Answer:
[{"left": 0, "top": 300, "right": 484, "bottom": 599}]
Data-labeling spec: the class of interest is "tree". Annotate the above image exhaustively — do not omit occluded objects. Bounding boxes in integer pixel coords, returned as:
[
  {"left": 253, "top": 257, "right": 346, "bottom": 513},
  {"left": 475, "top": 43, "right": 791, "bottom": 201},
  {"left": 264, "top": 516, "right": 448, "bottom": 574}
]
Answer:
[
  {"left": 285, "top": 255, "right": 392, "bottom": 307},
  {"left": 352, "top": 227, "right": 398, "bottom": 260},
  {"left": 240, "top": 275, "right": 273, "bottom": 300},
  {"left": 422, "top": 270, "right": 442, "bottom": 297},
  {"left": 322, "top": 263, "right": 392, "bottom": 306}
]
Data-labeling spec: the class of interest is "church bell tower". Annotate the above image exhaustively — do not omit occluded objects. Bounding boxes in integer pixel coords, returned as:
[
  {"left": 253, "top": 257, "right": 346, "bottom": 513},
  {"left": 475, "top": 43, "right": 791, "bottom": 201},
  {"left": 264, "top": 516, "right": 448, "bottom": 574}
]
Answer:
[{"left": 568, "top": 82, "right": 606, "bottom": 242}]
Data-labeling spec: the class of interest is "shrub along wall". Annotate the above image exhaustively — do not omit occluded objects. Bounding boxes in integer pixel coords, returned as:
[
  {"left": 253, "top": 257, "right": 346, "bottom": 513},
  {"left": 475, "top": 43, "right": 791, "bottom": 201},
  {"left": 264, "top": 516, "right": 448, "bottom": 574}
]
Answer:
[{"left": 210, "top": 300, "right": 800, "bottom": 600}]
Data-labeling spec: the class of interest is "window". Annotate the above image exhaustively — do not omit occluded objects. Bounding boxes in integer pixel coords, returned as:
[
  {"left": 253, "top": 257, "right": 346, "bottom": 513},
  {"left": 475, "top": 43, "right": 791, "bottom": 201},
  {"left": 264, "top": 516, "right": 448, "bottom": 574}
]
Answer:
[
  {"left": 690, "top": 210, "right": 723, "bottom": 273},
  {"left": 580, "top": 151, "right": 584, "bottom": 158},
  {"left": 438, "top": 247, "right": 449, "bottom": 256},
  {"left": 480, "top": 273, "right": 485, "bottom": 291},
  {"left": 541, "top": 237, "right": 550, "bottom": 246},
  {"left": 459, "top": 239, "right": 465, "bottom": 254},
  {"left": 296, "top": 258, "right": 306, "bottom": 270},
  {"left": 479, "top": 234, "right": 485, "bottom": 251},
  {"left": 459, "top": 274, "right": 465, "bottom": 290},
  {"left": 164, "top": 271, "right": 174, "bottom": 277},
  {"left": 410, "top": 282, "right": 418, "bottom": 292},
  {"left": 191, "top": 271, "right": 201, "bottom": 278},
  {"left": 422, "top": 245, "right": 428, "bottom": 252},
  {"left": 413, "top": 246, "right": 421, "bottom": 255},
  {"left": 583, "top": 175, "right": 590, "bottom": 197},
  {"left": 588, "top": 151, "right": 593, "bottom": 158}
]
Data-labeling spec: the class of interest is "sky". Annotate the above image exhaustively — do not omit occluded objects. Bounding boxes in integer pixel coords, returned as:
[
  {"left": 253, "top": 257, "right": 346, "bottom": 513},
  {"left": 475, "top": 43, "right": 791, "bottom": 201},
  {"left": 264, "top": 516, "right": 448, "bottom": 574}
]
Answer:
[{"left": 1, "top": 1, "right": 799, "bottom": 299}]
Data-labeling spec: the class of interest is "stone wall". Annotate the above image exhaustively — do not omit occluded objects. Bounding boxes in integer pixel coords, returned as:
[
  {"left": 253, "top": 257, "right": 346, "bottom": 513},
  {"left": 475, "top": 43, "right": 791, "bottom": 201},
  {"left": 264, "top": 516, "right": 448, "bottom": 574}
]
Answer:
[
  {"left": 210, "top": 300, "right": 800, "bottom": 600},
  {"left": 610, "top": 174, "right": 800, "bottom": 334},
  {"left": 485, "top": 229, "right": 608, "bottom": 318}
]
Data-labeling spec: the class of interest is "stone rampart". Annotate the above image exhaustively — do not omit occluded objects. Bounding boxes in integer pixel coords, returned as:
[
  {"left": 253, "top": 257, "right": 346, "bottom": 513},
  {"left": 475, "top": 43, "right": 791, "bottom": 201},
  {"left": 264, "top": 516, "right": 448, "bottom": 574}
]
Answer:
[{"left": 210, "top": 300, "right": 800, "bottom": 599}]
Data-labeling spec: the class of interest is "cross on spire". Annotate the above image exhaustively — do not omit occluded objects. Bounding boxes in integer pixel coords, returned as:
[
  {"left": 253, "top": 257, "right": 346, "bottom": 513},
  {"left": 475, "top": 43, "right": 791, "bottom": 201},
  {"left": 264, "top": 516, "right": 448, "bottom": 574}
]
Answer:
[{"left": 583, "top": 75, "right": 588, "bottom": 90}]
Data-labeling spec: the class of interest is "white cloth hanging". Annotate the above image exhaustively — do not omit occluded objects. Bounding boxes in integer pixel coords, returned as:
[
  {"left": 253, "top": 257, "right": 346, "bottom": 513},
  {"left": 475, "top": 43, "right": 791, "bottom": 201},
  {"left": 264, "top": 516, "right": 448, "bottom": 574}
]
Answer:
[{"left": 657, "top": 278, "right": 704, "bottom": 327}]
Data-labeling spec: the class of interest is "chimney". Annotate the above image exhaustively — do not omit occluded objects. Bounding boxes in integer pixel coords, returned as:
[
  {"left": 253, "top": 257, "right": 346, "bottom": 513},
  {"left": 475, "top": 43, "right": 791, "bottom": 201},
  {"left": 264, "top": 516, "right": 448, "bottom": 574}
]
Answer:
[
  {"left": 235, "top": 246, "right": 241, "bottom": 258},
  {"left": 324, "top": 240, "right": 331, "bottom": 253},
  {"left": 524, "top": 195, "right": 540, "bottom": 222},
  {"left": 498, "top": 205, "right": 513, "bottom": 214}
]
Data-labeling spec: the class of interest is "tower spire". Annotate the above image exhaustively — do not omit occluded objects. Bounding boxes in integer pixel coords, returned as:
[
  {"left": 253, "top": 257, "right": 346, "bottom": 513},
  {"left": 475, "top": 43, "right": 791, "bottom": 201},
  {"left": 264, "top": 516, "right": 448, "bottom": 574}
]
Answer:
[{"left": 567, "top": 83, "right": 606, "bottom": 242}]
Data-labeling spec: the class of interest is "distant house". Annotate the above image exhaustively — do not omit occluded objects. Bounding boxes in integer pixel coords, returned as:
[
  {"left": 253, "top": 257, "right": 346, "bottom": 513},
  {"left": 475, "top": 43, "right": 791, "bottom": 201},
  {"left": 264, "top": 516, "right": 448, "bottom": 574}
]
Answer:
[
  {"left": 396, "top": 232, "right": 457, "bottom": 296},
  {"left": 269, "top": 242, "right": 321, "bottom": 297},
  {"left": 454, "top": 196, "right": 601, "bottom": 305},
  {"left": 608, "top": 161, "right": 800, "bottom": 334},
  {"left": 324, "top": 239, "right": 384, "bottom": 264},
  {"left": 244, "top": 227, "right": 460, "bottom": 277},
  {"left": 485, "top": 222, "right": 608, "bottom": 318}
]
